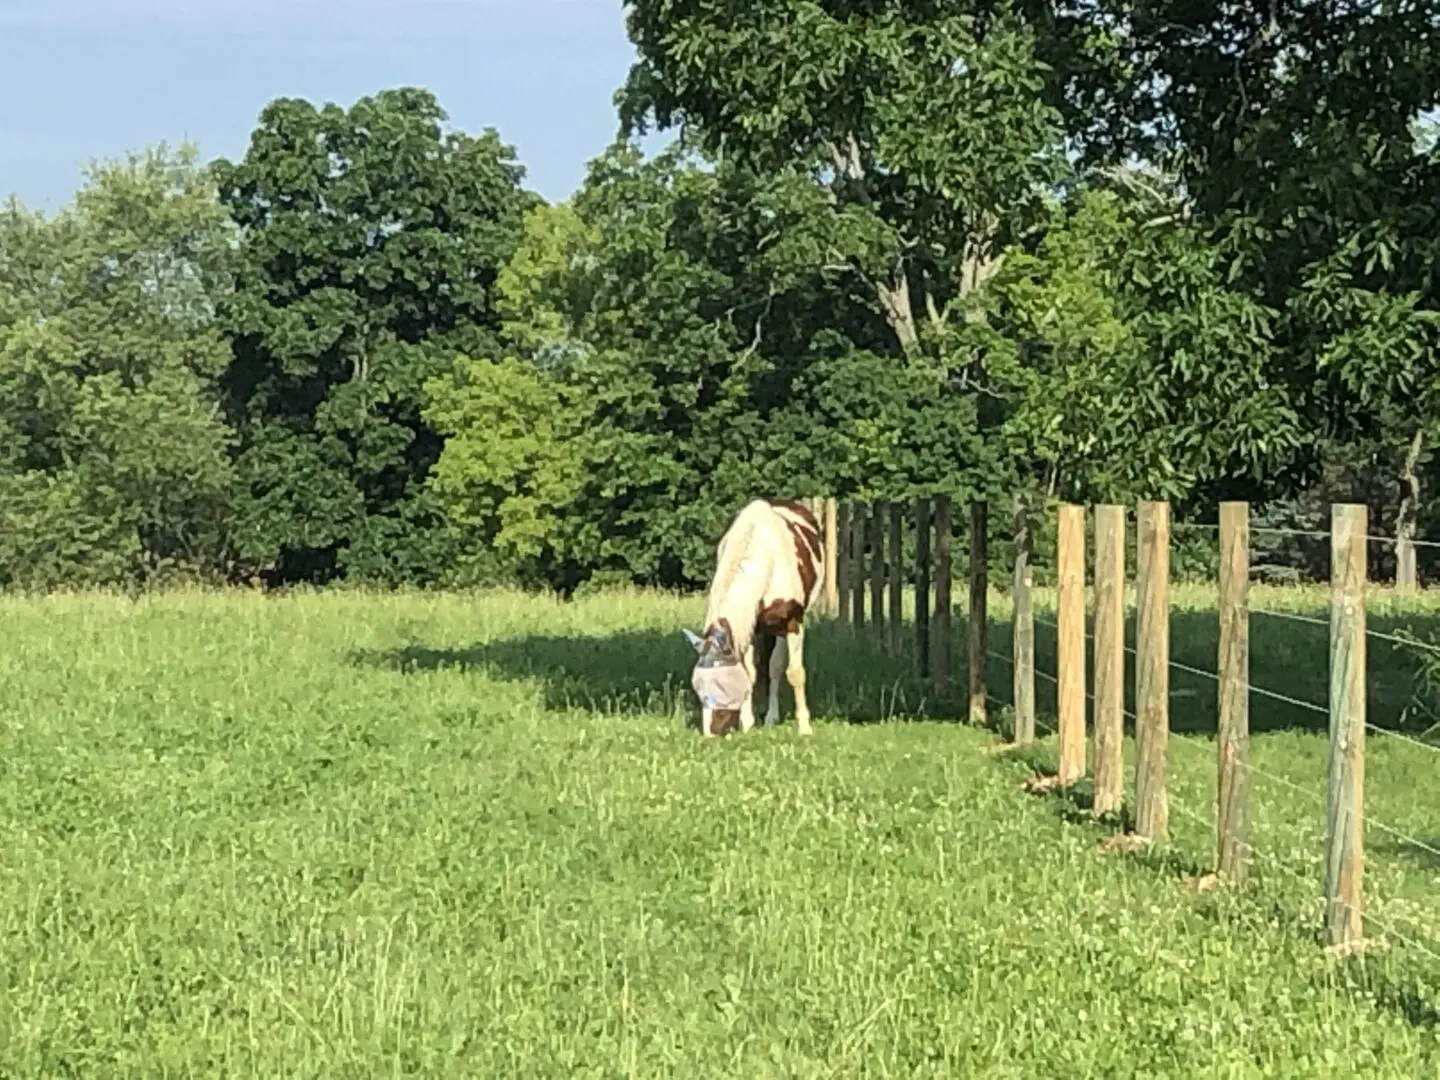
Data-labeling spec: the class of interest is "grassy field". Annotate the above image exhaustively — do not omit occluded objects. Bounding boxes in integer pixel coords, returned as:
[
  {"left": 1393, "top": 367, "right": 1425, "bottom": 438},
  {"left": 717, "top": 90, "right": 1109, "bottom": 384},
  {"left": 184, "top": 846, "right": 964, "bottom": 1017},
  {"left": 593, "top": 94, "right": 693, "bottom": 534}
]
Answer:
[{"left": 2, "top": 585, "right": 1440, "bottom": 1076}]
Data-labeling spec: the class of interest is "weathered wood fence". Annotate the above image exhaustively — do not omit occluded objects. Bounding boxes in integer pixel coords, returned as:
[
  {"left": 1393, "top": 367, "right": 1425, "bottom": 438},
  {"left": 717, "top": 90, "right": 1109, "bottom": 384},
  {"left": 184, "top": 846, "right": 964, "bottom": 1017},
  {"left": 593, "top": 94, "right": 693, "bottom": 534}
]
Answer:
[
  {"left": 807, "top": 495, "right": 993, "bottom": 724},
  {"left": 805, "top": 495, "right": 1373, "bottom": 954}
]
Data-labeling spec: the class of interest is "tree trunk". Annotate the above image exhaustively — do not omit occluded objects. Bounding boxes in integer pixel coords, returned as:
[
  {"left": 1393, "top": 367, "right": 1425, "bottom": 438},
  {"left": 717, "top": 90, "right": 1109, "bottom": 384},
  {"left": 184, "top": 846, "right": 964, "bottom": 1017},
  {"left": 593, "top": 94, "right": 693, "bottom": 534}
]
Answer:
[
  {"left": 876, "top": 270, "right": 918, "bottom": 352},
  {"left": 1396, "top": 428, "right": 1424, "bottom": 590},
  {"left": 959, "top": 240, "right": 1003, "bottom": 298},
  {"left": 824, "top": 136, "right": 919, "bottom": 354}
]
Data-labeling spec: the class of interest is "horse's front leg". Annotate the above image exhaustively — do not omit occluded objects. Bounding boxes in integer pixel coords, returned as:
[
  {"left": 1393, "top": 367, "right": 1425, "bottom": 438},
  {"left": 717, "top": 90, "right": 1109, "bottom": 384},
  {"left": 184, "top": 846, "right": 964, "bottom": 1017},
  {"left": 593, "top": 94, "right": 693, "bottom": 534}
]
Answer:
[
  {"left": 786, "top": 626, "right": 812, "bottom": 736},
  {"left": 739, "top": 639, "right": 758, "bottom": 731}
]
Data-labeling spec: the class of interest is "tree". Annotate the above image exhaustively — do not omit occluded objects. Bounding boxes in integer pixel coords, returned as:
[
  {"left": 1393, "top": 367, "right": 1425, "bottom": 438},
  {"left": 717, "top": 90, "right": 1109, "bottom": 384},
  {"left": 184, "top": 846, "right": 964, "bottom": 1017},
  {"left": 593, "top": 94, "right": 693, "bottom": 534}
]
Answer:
[
  {"left": 424, "top": 140, "right": 996, "bottom": 590},
  {"left": 421, "top": 202, "right": 594, "bottom": 587},
  {"left": 974, "top": 181, "right": 1299, "bottom": 506},
  {"left": 559, "top": 143, "right": 1002, "bottom": 583},
  {"left": 1087, "top": 0, "right": 1440, "bottom": 570},
  {"left": 212, "top": 87, "right": 536, "bottom": 585},
  {"left": 618, "top": 0, "right": 1065, "bottom": 359},
  {"left": 424, "top": 355, "right": 587, "bottom": 587},
  {"left": 0, "top": 144, "right": 236, "bottom": 588}
]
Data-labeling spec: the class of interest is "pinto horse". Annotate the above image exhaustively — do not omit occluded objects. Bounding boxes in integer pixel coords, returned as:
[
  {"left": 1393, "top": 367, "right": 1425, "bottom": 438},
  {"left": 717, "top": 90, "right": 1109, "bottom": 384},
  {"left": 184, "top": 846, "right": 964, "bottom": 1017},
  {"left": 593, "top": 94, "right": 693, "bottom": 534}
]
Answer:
[{"left": 686, "top": 499, "right": 824, "bottom": 736}]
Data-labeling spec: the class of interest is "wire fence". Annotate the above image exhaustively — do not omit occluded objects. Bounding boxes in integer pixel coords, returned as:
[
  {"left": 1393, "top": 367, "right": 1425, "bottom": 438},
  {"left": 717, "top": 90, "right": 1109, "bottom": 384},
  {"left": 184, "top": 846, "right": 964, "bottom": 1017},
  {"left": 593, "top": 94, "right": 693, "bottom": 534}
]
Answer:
[
  {"left": 819, "top": 494, "right": 1440, "bottom": 968},
  {"left": 993, "top": 607, "right": 1440, "bottom": 965}
]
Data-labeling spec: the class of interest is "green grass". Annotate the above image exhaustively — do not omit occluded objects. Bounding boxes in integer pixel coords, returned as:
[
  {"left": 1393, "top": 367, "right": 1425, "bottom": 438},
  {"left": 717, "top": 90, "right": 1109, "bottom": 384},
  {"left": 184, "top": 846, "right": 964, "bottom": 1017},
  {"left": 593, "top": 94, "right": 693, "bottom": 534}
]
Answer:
[{"left": 2, "top": 585, "right": 1440, "bottom": 1076}]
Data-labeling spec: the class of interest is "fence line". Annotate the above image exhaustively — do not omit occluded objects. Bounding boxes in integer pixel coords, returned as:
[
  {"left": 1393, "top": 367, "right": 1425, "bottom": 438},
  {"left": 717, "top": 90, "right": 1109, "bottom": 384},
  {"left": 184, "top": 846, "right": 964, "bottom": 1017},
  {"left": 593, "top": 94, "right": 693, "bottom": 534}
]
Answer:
[
  {"left": 814, "top": 492, "right": 1440, "bottom": 960},
  {"left": 993, "top": 634, "right": 1440, "bottom": 890},
  {"left": 1362, "top": 722, "right": 1440, "bottom": 757},
  {"left": 1251, "top": 608, "right": 1328, "bottom": 629}
]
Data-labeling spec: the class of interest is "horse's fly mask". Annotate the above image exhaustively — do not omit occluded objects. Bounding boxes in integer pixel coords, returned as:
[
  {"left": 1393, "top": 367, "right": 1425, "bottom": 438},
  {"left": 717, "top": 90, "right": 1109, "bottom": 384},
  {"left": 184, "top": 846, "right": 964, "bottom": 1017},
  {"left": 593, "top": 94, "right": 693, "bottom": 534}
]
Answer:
[{"left": 686, "top": 624, "right": 752, "bottom": 710}]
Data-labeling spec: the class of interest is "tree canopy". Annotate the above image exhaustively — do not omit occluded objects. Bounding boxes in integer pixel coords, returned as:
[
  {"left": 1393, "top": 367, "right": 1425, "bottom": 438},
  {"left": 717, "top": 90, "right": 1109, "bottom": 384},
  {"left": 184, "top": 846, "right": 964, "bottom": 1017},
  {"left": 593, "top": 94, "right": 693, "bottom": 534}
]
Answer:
[
  {"left": 0, "top": 4, "right": 1435, "bottom": 591},
  {"left": 0, "top": 145, "right": 235, "bottom": 588},
  {"left": 212, "top": 87, "right": 534, "bottom": 585}
]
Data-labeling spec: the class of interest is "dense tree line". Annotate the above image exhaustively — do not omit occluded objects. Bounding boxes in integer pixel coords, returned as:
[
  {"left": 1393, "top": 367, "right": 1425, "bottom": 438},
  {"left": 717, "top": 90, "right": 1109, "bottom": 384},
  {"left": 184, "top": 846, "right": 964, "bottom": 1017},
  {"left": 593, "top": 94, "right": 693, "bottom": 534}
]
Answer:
[{"left": 2, "top": 2, "right": 1437, "bottom": 594}]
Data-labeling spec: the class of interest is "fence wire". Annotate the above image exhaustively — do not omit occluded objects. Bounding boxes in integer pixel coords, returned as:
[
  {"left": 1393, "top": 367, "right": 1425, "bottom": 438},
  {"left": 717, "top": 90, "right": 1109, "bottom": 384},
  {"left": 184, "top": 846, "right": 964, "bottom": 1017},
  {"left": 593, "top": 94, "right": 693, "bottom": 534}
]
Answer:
[
  {"left": 829, "top": 495, "right": 1440, "bottom": 966},
  {"left": 980, "top": 605, "right": 1440, "bottom": 966},
  {"left": 1023, "top": 611, "right": 1440, "bottom": 865}
]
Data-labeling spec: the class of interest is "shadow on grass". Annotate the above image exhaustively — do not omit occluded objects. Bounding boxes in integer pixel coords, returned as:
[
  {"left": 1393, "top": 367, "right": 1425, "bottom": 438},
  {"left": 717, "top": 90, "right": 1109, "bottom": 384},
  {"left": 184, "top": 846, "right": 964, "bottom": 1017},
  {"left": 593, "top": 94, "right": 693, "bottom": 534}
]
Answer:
[
  {"left": 351, "top": 590, "right": 1440, "bottom": 1033},
  {"left": 1371, "top": 837, "right": 1440, "bottom": 870},
  {"left": 988, "top": 605, "right": 1440, "bottom": 738},
  {"left": 1350, "top": 966, "right": 1440, "bottom": 1029},
  {"left": 350, "top": 598, "right": 1440, "bottom": 736},
  {"left": 349, "top": 619, "right": 952, "bottom": 727}
]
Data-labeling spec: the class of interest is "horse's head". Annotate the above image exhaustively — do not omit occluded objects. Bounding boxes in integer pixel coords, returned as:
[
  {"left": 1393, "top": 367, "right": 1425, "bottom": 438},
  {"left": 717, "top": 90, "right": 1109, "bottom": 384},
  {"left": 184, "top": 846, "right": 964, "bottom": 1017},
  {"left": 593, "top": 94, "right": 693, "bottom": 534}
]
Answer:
[{"left": 684, "top": 618, "right": 750, "bottom": 734}]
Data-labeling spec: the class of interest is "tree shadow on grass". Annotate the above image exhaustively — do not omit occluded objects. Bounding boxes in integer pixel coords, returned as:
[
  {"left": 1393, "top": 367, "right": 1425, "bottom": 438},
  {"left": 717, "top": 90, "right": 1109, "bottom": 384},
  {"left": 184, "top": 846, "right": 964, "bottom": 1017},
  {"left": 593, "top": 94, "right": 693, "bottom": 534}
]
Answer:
[
  {"left": 352, "top": 593, "right": 1440, "bottom": 1033},
  {"left": 997, "top": 751, "right": 1215, "bottom": 881},
  {"left": 350, "top": 598, "right": 1440, "bottom": 736},
  {"left": 353, "top": 630, "right": 697, "bottom": 721},
  {"left": 1370, "top": 837, "right": 1440, "bottom": 871},
  {"left": 1344, "top": 963, "right": 1440, "bottom": 1030},
  {"left": 348, "top": 619, "right": 947, "bottom": 728},
  {"left": 985, "top": 605, "right": 1440, "bottom": 738}
]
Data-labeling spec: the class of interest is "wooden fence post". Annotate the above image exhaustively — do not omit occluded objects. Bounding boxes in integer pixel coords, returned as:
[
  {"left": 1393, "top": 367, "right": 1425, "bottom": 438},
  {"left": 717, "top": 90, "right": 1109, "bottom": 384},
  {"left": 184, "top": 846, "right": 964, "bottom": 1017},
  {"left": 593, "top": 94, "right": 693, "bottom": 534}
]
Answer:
[
  {"left": 1326, "top": 502, "right": 1367, "bottom": 949},
  {"left": 1217, "top": 501, "right": 1250, "bottom": 881},
  {"left": 823, "top": 498, "right": 839, "bottom": 618},
  {"left": 871, "top": 501, "right": 887, "bottom": 646},
  {"left": 836, "top": 501, "right": 852, "bottom": 625},
  {"left": 1056, "top": 504, "right": 1086, "bottom": 786},
  {"left": 1134, "top": 500, "right": 1170, "bottom": 840},
  {"left": 1012, "top": 494, "right": 1036, "bottom": 745},
  {"left": 851, "top": 502, "right": 867, "bottom": 631},
  {"left": 889, "top": 505, "right": 904, "bottom": 654},
  {"left": 915, "top": 498, "right": 932, "bottom": 679},
  {"left": 968, "top": 500, "right": 989, "bottom": 726},
  {"left": 1093, "top": 505, "right": 1125, "bottom": 817},
  {"left": 1397, "top": 430, "right": 1421, "bottom": 591},
  {"left": 934, "top": 496, "right": 953, "bottom": 698},
  {"left": 1397, "top": 535, "right": 1419, "bottom": 592}
]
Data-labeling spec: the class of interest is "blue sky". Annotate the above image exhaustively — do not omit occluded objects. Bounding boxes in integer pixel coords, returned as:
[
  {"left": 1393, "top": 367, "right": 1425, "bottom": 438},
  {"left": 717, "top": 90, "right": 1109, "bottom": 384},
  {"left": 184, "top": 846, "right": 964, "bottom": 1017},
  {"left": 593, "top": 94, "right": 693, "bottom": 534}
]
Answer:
[{"left": 0, "top": 0, "right": 667, "bottom": 211}]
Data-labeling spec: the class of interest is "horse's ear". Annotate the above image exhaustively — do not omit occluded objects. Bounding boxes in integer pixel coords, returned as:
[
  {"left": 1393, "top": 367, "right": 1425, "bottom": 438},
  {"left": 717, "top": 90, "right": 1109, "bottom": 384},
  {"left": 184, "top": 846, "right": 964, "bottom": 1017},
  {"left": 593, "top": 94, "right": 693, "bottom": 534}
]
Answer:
[{"left": 682, "top": 628, "right": 704, "bottom": 652}]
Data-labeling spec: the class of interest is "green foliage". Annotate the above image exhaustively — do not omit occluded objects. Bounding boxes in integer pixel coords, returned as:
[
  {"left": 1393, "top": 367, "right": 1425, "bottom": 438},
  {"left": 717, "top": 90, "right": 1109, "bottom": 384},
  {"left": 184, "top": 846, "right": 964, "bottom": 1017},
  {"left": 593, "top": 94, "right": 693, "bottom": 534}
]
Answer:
[
  {"left": 0, "top": 145, "right": 235, "bottom": 588},
  {"left": 424, "top": 356, "right": 585, "bottom": 585},
  {"left": 974, "top": 185, "right": 1299, "bottom": 504},
  {"left": 1082, "top": 0, "right": 1440, "bottom": 540},
  {"left": 3, "top": 41, "right": 1437, "bottom": 594},
  {"left": 620, "top": 0, "right": 1067, "bottom": 353},
  {"left": 554, "top": 146, "right": 840, "bottom": 584},
  {"left": 607, "top": 0, "right": 1329, "bottom": 584},
  {"left": 424, "top": 141, "right": 999, "bottom": 590},
  {"left": 574, "top": 145, "right": 995, "bottom": 584},
  {"left": 212, "top": 87, "right": 535, "bottom": 585},
  {"left": 493, "top": 202, "right": 599, "bottom": 365}
]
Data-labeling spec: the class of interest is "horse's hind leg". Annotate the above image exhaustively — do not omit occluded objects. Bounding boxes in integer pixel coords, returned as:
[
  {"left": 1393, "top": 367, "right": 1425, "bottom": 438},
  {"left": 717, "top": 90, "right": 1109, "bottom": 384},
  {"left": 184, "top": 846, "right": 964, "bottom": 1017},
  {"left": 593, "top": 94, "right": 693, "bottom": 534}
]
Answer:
[{"left": 764, "top": 633, "right": 785, "bottom": 725}]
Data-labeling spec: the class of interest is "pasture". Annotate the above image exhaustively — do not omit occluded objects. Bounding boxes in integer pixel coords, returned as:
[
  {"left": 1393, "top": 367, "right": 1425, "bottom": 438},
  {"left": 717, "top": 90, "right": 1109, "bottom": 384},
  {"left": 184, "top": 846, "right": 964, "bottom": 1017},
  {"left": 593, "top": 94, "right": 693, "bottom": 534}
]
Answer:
[{"left": 2, "top": 585, "right": 1440, "bottom": 1076}]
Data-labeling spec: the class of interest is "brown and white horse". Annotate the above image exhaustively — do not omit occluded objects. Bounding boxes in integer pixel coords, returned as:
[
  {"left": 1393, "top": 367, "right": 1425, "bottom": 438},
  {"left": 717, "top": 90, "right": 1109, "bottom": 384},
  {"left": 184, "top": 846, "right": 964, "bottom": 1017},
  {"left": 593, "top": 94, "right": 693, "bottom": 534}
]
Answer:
[{"left": 686, "top": 499, "right": 824, "bottom": 736}]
